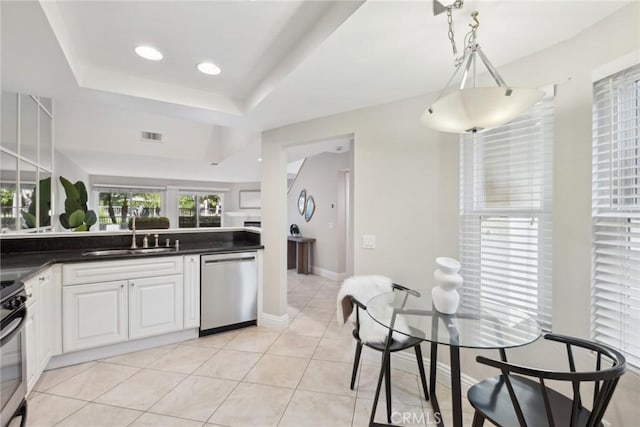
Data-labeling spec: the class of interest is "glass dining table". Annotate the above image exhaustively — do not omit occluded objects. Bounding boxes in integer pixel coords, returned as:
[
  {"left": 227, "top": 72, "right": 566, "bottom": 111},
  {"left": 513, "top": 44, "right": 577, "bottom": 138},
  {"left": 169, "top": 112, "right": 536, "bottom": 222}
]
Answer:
[{"left": 366, "top": 290, "right": 541, "bottom": 427}]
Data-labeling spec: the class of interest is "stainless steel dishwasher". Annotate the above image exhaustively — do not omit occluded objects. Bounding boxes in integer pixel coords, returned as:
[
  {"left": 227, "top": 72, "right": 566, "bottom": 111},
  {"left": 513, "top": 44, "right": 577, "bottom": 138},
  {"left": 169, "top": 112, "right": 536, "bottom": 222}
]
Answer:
[{"left": 200, "top": 251, "right": 257, "bottom": 335}]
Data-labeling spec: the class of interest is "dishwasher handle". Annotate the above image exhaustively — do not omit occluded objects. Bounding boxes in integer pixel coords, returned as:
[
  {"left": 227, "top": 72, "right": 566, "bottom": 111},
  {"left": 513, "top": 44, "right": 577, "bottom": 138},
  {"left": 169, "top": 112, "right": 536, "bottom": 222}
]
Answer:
[{"left": 203, "top": 256, "right": 256, "bottom": 264}]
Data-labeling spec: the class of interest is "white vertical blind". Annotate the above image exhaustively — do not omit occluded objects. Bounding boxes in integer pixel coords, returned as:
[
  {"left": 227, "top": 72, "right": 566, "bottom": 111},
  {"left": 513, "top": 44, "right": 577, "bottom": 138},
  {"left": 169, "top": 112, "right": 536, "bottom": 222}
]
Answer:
[
  {"left": 592, "top": 63, "right": 640, "bottom": 368},
  {"left": 460, "top": 97, "right": 554, "bottom": 331}
]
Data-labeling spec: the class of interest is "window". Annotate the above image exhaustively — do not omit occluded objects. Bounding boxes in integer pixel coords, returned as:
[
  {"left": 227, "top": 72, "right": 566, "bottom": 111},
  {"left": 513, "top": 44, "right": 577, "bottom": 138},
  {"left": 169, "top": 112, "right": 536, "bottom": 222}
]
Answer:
[
  {"left": 592, "top": 63, "right": 640, "bottom": 368},
  {"left": 460, "top": 96, "right": 554, "bottom": 331},
  {"left": 178, "top": 193, "right": 222, "bottom": 228},
  {"left": 95, "top": 186, "right": 164, "bottom": 230}
]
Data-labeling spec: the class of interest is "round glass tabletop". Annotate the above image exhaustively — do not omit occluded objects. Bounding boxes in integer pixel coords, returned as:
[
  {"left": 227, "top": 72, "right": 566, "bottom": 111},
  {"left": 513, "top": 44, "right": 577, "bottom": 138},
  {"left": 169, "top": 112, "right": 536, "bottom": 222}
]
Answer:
[{"left": 366, "top": 290, "right": 542, "bottom": 349}]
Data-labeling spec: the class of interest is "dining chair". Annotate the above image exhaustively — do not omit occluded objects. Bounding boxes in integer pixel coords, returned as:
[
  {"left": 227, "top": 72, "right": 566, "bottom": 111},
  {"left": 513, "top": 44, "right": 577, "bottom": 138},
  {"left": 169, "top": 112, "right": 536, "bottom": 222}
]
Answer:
[
  {"left": 467, "top": 333, "right": 626, "bottom": 427},
  {"left": 345, "top": 282, "right": 430, "bottom": 424}
]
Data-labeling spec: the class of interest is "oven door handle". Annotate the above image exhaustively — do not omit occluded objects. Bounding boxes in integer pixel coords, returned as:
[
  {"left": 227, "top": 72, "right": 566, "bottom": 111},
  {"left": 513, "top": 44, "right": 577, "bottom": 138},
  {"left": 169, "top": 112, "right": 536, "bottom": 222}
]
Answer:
[{"left": 0, "top": 305, "right": 27, "bottom": 346}]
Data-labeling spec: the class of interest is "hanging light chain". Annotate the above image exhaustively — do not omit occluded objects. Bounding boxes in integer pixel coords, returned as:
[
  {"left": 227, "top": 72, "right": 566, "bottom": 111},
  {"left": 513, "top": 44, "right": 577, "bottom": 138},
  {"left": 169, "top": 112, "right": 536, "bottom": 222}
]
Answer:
[{"left": 443, "top": 0, "right": 480, "bottom": 68}]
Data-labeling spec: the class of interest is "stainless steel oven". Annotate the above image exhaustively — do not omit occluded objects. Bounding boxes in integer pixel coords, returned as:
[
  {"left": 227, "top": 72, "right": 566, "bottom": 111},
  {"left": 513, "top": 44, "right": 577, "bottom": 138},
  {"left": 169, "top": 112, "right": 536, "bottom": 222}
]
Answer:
[{"left": 1, "top": 278, "right": 28, "bottom": 427}]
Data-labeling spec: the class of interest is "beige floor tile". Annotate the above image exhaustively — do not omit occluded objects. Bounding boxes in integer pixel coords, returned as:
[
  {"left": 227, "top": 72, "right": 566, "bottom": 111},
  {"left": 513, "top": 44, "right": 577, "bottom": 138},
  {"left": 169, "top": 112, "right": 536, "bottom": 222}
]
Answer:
[
  {"left": 182, "top": 330, "right": 239, "bottom": 349},
  {"left": 300, "top": 306, "right": 336, "bottom": 321},
  {"left": 95, "top": 369, "right": 186, "bottom": 411},
  {"left": 193, "top": 349, "right": 261, "bottom": 380},
  {"left": 278, "top": 389, "right": 355, "bottom": 427},
  {"left": 130, "top": 413, "right": 204, "bottom": 427},
  {"left": 150, "top": 375, "right": 237, "bottom": 421},
  {"left": 323, "top": 321, "right": 354, "bottom": 341},
  {"left": 208, "top": 382, "right": 293, "bottom": 427},
  {"left": 46, "top": 362, "right": 139, "bottom": 401},
  {"left": 423, "top": 386, "right": 475, "bottom": 427},
  {"left": 101, "top": 344, "right": 177, "bottom": 368},
  {"left": 313, "top": 337, "right": 356, "bottom": 363},
  {"left": 25, "top": 393, "right": 87, "bottom": 427},
  {"left": 355, "top": 363, "right": 422, "bottom": 406},
  {"left": 353, "top": 398, "right": 432, "bottom": 426},
  {"left": 267, "top": 333, "right": 320, "bottom": 358},
  {"left": 34, "top": 362, "right": 97, "bottom": 392},
  {"left": 297, "top": 359, "right": 357, "bottom": 397},
  {"left": 286, "top": 316, "right": 329, "bottom": 337},
  {"left": 149, "top": 345, "right": 217, "bottom": 374},
  {"left": 244, "top": 354, "right": 308, "bottom": 388},
  {"left": 224, "top": 330, "right": 280, "bottom": 353},
  {"left": 55, "top": 402, "right": 142, "bottom": 427}
]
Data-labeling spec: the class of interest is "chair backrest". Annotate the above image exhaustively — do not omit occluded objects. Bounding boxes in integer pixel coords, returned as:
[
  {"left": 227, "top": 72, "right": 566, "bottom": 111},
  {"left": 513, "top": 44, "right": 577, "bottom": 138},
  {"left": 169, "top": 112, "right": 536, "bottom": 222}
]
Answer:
[{"left": 476, "top": 333, "right": 626, "bottom": 427}]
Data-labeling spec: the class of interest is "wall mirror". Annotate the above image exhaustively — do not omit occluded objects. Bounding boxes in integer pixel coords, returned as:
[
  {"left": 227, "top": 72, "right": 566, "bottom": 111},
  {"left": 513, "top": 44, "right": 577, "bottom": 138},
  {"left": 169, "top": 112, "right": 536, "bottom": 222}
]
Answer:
[
  {"left": 304, "top": 195, "right": 315, "bottom": 222},
  {"left": 297, "top": 189, "right": 306, "bottom": 214}
]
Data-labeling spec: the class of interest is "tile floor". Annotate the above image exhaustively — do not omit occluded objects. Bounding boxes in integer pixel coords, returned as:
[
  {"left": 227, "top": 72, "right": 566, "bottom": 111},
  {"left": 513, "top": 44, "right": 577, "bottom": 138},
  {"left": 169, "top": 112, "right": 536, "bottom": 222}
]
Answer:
[{"left": 26, "top": 272, "right": 474, "bottom": 427}]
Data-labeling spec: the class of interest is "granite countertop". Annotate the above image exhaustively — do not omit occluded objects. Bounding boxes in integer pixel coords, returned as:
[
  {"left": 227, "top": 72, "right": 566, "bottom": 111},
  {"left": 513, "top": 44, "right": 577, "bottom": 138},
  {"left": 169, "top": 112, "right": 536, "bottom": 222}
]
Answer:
[{"left": 1, "top": 239, "right": 263, "bottom": 284}]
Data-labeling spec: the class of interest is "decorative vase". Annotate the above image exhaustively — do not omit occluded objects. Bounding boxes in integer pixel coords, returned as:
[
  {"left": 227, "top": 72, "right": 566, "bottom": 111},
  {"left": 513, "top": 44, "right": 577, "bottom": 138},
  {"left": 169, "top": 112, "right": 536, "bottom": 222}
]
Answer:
[{"left": 432, "top": 257, "right": 463, "bottom": 314}]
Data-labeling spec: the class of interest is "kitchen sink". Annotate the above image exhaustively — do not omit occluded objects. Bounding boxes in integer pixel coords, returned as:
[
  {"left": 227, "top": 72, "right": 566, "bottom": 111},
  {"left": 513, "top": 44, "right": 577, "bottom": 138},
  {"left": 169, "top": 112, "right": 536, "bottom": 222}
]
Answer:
[
  {"left": 82, "top": 249, "right": 131, "bottom": 256},
  {"left": 130, "top": 248, "right": 176, "bottom": 254},
  {"left": 82, "top": 247, "right": 176, "bottom": 257}
]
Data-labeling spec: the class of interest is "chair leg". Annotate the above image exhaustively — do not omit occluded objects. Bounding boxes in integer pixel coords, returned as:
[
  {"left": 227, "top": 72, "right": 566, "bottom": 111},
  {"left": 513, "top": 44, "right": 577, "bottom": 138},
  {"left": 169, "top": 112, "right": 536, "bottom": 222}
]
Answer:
[
  {"left": 350, "top": 342, "right": 363, "bottom": 390},
  {"left": 472, "top": 411, "right": 485, "bottom": 427},
  {"left": 384, "top": 353, "right": 392, "bottom": 424},
  {"left": 414, "top": 345, "right": 430, "bottom": 401}
]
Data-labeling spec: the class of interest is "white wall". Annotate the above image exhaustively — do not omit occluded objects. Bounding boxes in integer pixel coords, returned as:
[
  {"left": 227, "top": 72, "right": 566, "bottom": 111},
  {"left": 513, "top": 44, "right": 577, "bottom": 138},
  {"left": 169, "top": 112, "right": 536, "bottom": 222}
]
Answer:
[
  {"left": 287, "top": 151, "right": 349, "bottom": 277},
  {"left": 261, "top": 3, "right": 639, "bottom": 424}
]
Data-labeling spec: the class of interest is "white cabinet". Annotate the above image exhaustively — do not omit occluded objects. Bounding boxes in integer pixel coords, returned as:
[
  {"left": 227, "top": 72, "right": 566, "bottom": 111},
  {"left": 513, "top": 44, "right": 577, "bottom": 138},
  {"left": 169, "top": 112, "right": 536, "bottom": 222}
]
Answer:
[
  {"left": 63, "top": 280, "right": 128, "bottom": 352},
  {"left": 129, "top": 275, "right": 183, "bottom": 339},
  {"left": 62, "top": 257, "right": 188, "bottom": 353},
  {"left": 183, "top": 255, "right": 200, "bottom": 329},
  {"left": 24, "top": 265, "right": 62, "bottom": 393}
]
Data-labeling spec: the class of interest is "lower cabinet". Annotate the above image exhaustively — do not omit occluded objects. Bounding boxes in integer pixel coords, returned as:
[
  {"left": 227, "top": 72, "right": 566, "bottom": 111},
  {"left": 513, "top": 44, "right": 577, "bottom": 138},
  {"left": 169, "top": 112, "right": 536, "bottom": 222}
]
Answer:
[
  {"left": 63, "top": 274, "right": 184, "bottom": 352},
  {"left": 25, "top": 297, "right": 39, "bottom": 392},
  {"left": 129, "top": 275, "right": 183, "bottom": 339},
  {"left": 183, "top": 255, "right": 200, "bottom": 329},
  {"left": 63, "top": 280, "right": 129, "bottom": 352}
]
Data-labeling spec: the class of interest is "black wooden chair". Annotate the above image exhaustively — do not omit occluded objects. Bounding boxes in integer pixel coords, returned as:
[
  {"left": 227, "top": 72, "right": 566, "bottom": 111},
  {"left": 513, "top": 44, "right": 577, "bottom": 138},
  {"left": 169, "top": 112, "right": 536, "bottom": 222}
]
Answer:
[
  {"left": 348, "top": 283, "right": 429, "bottom": 424},
  {"left": 467, "top": 333, "right": 626, "bottom": 427}
]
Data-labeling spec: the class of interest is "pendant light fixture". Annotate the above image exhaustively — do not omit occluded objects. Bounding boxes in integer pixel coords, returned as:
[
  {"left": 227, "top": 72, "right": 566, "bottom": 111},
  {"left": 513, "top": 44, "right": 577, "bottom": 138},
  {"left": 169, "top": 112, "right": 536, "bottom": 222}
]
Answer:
[{"left": 420, "top": 0, "right": 543, "bottom": 133}]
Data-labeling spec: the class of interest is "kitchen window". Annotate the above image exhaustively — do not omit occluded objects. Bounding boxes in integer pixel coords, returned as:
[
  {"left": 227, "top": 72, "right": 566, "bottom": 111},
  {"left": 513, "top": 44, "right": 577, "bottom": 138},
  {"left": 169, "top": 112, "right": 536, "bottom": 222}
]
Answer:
[
  {"left": 592, "top": 63, "right": 640, "bottom": 368},
  {"left": 178, "top": 193, "right": 223, "bottom": 228},
  {"left": 94, "top": 186, "right": 164, "bottom": 230},
  {"left": 460, "top": 95, "right": 554, "bottom": 331}
]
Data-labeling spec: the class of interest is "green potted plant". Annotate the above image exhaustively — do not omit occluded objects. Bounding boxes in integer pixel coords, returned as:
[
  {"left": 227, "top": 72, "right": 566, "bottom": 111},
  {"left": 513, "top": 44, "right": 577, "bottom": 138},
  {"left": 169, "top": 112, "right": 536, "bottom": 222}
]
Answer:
[{"left": 58, "top": 176, "right": 97, "bottom": 231}]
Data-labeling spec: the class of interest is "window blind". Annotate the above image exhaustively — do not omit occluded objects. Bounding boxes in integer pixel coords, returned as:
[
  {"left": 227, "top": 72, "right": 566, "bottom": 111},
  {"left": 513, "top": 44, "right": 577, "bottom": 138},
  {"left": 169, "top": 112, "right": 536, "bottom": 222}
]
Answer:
[
  {"left": 592, "top": 63, "right": 640, "bottom": 368},
  {"left": 460, "top": 97, "right": 554, "bottom": 331}
]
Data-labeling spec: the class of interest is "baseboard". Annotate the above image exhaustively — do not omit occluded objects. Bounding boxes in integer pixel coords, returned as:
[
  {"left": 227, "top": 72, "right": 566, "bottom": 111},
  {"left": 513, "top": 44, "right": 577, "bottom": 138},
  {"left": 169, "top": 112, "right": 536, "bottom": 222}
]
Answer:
[
  {"left": 259, "top": 312, "right": 289, "bottom": 330},
  {"left": 361, "top": 346, "right": 476, "bottom": 393},
  {"left": 47, "top": 328, "right": 199, "bottom": 370},
  {"left": 311, "top": 266, "right": 349, "bottom": 282}
]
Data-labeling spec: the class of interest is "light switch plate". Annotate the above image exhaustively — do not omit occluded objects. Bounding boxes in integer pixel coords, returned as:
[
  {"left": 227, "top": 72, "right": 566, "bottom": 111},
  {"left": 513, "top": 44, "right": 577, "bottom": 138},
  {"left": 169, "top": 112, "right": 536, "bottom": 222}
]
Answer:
[{"left": 362, "top": 234, "right": 376, "bottom": 249}]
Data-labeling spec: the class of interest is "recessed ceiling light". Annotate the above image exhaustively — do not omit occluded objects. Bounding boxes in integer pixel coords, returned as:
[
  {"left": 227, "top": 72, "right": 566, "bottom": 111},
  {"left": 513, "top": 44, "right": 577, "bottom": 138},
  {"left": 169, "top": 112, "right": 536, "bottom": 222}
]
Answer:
[
  {"left": 257, "top": 158, "right": 262, "bottom": 162},
  {"left": 197, "top": 62, "right": 222, "bottom": 76},
  {"left": 135, "top": 45, "right": 163, "bottom": 61}
]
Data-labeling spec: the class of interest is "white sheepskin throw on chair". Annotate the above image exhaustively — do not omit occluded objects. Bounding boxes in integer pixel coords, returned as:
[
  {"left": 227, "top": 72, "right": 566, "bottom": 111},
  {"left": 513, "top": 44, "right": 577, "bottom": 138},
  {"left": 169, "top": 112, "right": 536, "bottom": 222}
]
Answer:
[{"left": 337, "top": 275, "right": 411, "bottom": 344}]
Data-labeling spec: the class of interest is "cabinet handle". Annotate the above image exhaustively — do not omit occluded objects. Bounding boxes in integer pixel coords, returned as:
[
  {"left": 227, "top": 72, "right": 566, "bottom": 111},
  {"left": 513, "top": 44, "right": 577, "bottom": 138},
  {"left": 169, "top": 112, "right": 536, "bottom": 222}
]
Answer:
[
  {"left": 27, "top": 293, "right": 33, "bottom": 298},
  {"left": 39, "top": 276, "right": 45, "bottom": 281},
  {"left": 131, "top": 283, "right": 135, "bottom": 287},
  {"left": 120, "top": 284, "right": 124, "bottom": 288}
]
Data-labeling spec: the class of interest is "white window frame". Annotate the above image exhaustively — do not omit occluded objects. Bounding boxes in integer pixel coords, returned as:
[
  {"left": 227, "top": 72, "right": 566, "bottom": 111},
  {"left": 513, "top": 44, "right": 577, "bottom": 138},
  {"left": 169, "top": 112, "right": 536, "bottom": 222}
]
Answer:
[
  {"left": 177, "top": 190, "right": 225, "bottom": 229},
  {"left": 460, "top": 96, "right": 554, "bottom": 331},
  {"left": 591, "top": 61, "right": 640, "bottom": 368}
]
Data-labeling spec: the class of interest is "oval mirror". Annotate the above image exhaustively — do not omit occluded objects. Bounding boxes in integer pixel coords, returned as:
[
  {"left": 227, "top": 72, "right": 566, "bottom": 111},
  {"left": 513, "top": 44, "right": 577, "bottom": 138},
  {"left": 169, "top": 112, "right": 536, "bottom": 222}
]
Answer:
[
  {"left": 297, "top": 189, "right": 306, "bottom": 214},
  {"left": 304, "top": 196, "right": 315, "bottom": 222}
]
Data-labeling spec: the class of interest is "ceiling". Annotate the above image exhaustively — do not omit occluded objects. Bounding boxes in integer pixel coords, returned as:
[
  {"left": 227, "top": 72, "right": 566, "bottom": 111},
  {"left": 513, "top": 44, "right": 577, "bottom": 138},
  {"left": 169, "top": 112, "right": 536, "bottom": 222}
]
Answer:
[{"left": 1, "top": 0, "right": 632, "bottom": 182}]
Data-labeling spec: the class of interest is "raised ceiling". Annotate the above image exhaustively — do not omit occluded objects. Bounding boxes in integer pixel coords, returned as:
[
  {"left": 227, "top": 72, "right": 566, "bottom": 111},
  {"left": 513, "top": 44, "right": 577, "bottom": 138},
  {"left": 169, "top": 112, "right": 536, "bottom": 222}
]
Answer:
[{"left": 0, "top": 0, "right": 633, "bottom": 181}]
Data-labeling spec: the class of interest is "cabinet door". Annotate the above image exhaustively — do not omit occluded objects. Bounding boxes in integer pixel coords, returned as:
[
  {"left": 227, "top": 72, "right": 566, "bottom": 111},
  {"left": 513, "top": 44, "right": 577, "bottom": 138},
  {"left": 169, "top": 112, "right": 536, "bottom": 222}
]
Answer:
[
  {"left": 25, "top": 299, "right": 38, "bottom": 393},
  {"left": 63, "top": 281, "right": 128, "bottom": 352},
  {"left": 36, "top": 272, "right": 53, "bottom": 372},
  {"left": 129, "top": 275, "right": 183, "bottom": 340},
  {"left": 183, "top": 255, "right": 200, "bottom": 328}
]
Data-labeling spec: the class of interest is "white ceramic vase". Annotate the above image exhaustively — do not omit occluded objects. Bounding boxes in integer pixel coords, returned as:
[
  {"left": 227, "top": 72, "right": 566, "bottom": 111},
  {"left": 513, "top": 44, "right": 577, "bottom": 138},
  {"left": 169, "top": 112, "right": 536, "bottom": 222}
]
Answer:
[{"left": 432, "top": 257, "right": 463, "bottom": 314}]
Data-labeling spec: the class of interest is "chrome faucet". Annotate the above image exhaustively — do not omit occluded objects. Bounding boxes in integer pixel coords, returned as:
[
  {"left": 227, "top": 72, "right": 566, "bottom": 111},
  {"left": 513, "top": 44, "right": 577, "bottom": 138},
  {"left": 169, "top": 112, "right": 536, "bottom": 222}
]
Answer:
[{"left": 130, "top": 217, "right": 138, "bottom": 249}]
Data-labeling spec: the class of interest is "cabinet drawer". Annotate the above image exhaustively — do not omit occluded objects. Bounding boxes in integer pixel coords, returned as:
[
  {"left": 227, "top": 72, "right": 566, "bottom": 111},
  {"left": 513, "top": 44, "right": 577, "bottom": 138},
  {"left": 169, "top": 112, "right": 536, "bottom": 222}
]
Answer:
[{"left": 63, "top": 256, "right": 183, "bottom": 285}]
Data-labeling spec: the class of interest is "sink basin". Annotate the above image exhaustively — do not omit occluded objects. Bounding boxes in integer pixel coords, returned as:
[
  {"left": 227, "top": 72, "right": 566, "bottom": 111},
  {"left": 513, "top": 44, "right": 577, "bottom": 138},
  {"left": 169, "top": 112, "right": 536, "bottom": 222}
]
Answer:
[
  {"left": 81, "top": 248, "right": 176, "bottom": 257},
  {"left": 130, "top": 248, "right": 175, "bottom": 254},
  {"left": 82, "top": 249, "right": 131, "bottom": 257}
]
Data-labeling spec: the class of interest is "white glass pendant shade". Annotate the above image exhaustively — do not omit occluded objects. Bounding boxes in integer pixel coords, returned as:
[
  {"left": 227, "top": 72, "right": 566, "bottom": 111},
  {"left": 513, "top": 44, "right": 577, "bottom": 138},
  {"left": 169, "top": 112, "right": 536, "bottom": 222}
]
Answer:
[{"left": 420, "top": 86, "right": 544, "bottom": 133}]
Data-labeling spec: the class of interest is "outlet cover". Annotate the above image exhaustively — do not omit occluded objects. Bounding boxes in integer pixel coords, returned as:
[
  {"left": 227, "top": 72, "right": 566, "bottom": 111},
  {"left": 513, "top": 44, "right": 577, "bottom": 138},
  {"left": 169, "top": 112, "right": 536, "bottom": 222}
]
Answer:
[{"left": 362, "top": 234, "right": 376, "bottom": 249}]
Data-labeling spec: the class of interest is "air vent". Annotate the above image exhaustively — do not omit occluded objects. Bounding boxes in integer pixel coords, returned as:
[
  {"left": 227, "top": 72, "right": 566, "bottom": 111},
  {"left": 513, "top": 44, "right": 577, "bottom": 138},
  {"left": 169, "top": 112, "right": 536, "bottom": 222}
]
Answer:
[{"left": 141, "top": 131, "right": 163, "bottom": 142}]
